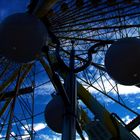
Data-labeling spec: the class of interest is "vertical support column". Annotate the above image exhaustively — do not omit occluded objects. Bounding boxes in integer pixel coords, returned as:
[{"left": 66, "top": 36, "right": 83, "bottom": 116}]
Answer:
[
  {"left": 62, "top": 47, "right": 77, "bottom": 140},
  {"left": 31, "top": 64, "right": 35, "bottom": 140}
]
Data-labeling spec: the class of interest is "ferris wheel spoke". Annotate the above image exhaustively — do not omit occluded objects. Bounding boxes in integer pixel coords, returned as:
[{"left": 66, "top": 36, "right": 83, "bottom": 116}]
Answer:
[
  {"left": 53, "top": 3, "right": 135, "bottom": 28},
  {"left": 0, "top": 62, "right": 11, "bottom": 79},
  {"left": 50, "top": 0, "right": 92, "bottom": 22},
  {"left": 54, "top": 24, "right": 140, "bottom": 33},
  {"left": 77, "top": 75, "right": 139, "bottom": 116},
  {"left": 0, "top": 62, "right": 35, "bottom": 139},
  {"left": 5, "top": 67, "right": 22, "bottom": 139},
  {"left": 57, "top": 36, "right": 114, "bottom": 43},
  {"left": 53, "top": 11, "right": 140, "bottom": 31},
  {"left": 12, "top": 117, "right": 22, "bottom": 139},
  {"left": 50, "top": 0, "right": 134, "bottom": 26},
  {"left": 50, "top": 1, "right": 108, "bottom": 25}
]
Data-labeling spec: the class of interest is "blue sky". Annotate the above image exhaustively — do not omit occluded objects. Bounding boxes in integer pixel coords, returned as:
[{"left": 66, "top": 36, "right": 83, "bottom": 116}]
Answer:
[
  {"left": 0, "top": 0, "right": 140, "bottom": 139},
  {"left": 0, "top": 0, "right": 29, "bottom": 21}
]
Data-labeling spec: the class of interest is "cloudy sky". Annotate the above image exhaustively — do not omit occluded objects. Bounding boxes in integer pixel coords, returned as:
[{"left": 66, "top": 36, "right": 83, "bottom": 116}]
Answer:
[{"left": 0, "top": 0, "right": 140, "bottom": 139}]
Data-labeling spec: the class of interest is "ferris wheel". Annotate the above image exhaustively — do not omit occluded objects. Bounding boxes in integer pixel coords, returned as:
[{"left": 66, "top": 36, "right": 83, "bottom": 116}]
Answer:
[{"left": 0, "top": 0, "right": 140, "bottom": 139}]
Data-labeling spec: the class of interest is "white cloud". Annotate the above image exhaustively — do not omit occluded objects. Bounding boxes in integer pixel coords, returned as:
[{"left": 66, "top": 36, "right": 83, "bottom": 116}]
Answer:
[
  {"left": 38, "top": 133, "right": 88, "bottom": 140},
  {"left": 35, "top": 83, "right": 55, "bottom": 95},
  {"left": 21, "top": 124, "right": 31, "bottom": 131},
  {"left": 133, "top": 126, "right": 140, "bottom": 137},
  {"left": 11, "top": 132, "right": 16, "bottom": 136},
  {"left": 122, "top": 115, "right": 140, "bottom": 138},
  {"left": 21, "top": 123, "right": 47, "bottom": 132},
  {"left": 117, "top": 85, "right": 140, "bottom": 95},
  {"left": 79, "top": 71, "right": 140, "bottom": 95},
  {"left": 122, "top": 115, "right": 134, "bottom": 124},
  {"left": 38, "top": 134, "right": 61, "bottom": 140},
  {"left": 136, "top": 96, "right": 140, "bottom": 99},
  {"left": 38, "top": 134, "right": 50, "bottom": 140},
  {"left": 76, "top": 138, "right": 88, "bottom": 140},
  {"left": 51, "top": 137, "right": 61, "bottom": 140},
  {"left": 21, "top": 134, "right": 30, "bottom": 140},
  {"left": 88, "top": 78, "right": 140, "bottom": 95},
  {"left": 21, "top": 123, "right": 47, "bottom": 139},
  {"left": 137, "top": 106, "right": 140, "bottom": 110},
  {"left": 33, "top": 123, "right": 47, "bottom": 131},
  {"left": 95, "top": 93, "right": 115, "bottom": 104},
  {"left": 76, "top": 131, "right": 89, "bottom": 140}
]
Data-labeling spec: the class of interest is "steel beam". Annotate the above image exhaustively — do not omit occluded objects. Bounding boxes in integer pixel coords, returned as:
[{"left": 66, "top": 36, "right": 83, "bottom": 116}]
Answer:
[
  {"left": 126, "top": 115, "right": 140, "bottom": 131},
  {"left": 0, "top": 87, "right": 33, "bottom": 101}
]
